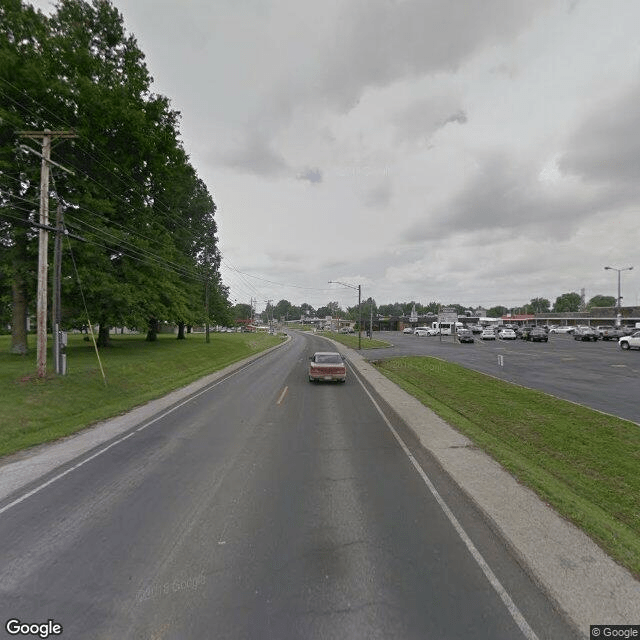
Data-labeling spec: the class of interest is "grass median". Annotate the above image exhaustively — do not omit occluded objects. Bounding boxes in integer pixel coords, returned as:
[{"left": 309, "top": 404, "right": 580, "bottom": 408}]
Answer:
[
  {"left": 0, "top": 331, "right": 284, "bottom": 459},
  {"left": 375, "top": 356, "right": 640, "bottom": 578}
]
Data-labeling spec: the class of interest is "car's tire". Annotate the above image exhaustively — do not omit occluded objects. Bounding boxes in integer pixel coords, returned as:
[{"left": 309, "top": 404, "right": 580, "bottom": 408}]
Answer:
[{"left": 620, "top": 341, "right": 630, "bottom": 350}]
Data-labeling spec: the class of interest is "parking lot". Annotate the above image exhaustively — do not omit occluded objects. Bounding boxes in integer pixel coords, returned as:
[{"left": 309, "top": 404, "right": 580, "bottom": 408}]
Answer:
[{"left": 366, "top": 332, "right": 640, "bottom": 424}]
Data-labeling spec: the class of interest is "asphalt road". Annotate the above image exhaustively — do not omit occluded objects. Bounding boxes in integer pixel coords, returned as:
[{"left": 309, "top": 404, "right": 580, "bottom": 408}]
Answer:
[
  {"left": 367, "top": 331, "right": 640, "bottom": 424},
  {"left": 0, "top": 331, "right": 581, "bottom": 639}
]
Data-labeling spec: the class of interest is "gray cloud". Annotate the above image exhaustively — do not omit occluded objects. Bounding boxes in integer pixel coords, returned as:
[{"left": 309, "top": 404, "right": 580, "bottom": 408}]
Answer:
[
  {"left": 442, "top": 110, "right": 468, "bottom": 126},
  {"left": 363, "top": 181, "right": 393, "bottom": 209},
  {"left": 559, "top": 81, "right": 640, "bottom": 191},
  {"left": 393, "top": 95, "right": 467, "bottom": 144},
  {"left": 221, "top": 132, "right": 289, "bottom": 177},
  {"left": 297, "top": 167, "right": 323, "bottom": 184},
  {"left": 303, "top": 0, "right": 550, "bottom": 112},
  {"left": 401, "top": 153, "right": 603, "bottom": 244}
]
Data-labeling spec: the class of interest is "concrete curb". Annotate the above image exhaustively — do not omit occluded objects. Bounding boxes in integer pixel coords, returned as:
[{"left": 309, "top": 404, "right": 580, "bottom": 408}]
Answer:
[
  {"left": 0, "top": 336, "right": 290, "bottom": 504},
  {"left": 325, "top": 338, "right": 639, "bottom": 638}
]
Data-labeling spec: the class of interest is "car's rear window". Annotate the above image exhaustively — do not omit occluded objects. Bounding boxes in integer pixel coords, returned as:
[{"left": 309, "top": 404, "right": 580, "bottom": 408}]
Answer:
[{"left": 315, "top": 354, "right": 343, "bottom": 364}]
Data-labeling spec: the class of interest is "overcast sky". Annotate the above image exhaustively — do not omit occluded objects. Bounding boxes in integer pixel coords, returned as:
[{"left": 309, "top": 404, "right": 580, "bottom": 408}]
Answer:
[{"left": 31, "top": 0, "right": 640, "bottom": 313}]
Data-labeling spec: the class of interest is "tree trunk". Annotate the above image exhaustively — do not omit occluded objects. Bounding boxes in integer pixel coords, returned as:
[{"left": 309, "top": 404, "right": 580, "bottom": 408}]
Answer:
[
  {"left": 97, "top": 323, "right": 111, "bottom": 348},
  {"left": 146, "top": 317, "right": 158, "bottom": 342},
  {"left": 187, "top": 325, "right": 192, "bottom": 334},
  {"left": 10, "top": 272, "right": 29, "bottom": 355},
  {"left": 177, "top": 321, "right": 186, "bottom": 340}
]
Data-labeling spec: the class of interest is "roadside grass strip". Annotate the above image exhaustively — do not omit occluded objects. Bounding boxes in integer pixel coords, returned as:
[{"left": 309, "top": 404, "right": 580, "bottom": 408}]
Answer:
[
  {"left": 375, "top": 356, "right": 640, "bottom": 579},
  {"left": 319, "top": 332, "right": 392, "bottom": 350},
  {"left": 0, "top": 332, "right": 283, "bottom": 459}
]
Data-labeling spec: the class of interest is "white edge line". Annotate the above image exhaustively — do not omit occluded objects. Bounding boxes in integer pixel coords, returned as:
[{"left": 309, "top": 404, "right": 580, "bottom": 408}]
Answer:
[
  {"left": 0, "top": 360, "right": 256, "bottom": 516},
  {"left": 347, "top": 361, "right": 540, "bottom": 640}
]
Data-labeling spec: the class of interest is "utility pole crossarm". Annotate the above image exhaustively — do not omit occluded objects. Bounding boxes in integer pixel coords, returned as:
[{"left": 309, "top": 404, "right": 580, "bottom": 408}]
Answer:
[{"left": 19, "top": 144, "right": 75, "bottom": 175}]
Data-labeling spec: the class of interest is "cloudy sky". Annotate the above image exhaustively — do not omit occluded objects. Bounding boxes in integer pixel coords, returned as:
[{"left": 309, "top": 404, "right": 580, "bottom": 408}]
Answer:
[{"left": 32, "top": 0, "right": 640, "bottom": 313}]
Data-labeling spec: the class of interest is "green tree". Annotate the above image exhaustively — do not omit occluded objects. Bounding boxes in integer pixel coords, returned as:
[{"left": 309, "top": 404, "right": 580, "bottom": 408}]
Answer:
[
  {"left": 378, "top": 302, "right": 403, "bottom": 316},
  {"left": 421, "top": 301, "right": 440, "bottom": 315},
  {"left": 587, "top": 295, "right": 616, "bottom": 308},
  {"left": 1, "top": 0, "right": 228, "bottom": 354},
  {"left": 232, "top": 303, "right": 253, "bottom": 322},
  {"left": 316, "top": 301, "right": 342, "bottom": 318},
  {"left": 48, "top": 1, "right": 225, "bottom": 345},
  {"left": 487, "top": 306, "right": 508, "bottom": 318},
  {"left": 526, "top": 297, "right": 551, "bottom": 313},
  {"left": 553, "top": 292, "right": 582, "bottom": 313},
  {"left": 0, "top": 0, "right": 51, "bottom": 353},
  {"left": 273, "top": 299, "right": 293, "bottom": 321},
  {"left": 299, "top": 302, "right": 315, "bottom": 317}
]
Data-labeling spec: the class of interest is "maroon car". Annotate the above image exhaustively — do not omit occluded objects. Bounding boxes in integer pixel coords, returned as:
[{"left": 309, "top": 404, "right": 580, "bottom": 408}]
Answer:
[{"left": 308, "top": 352, "right": 346, "bottom": 383}]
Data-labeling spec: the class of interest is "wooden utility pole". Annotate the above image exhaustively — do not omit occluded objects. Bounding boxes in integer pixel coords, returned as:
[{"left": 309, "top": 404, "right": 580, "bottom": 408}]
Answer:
[
  {"left": 52, "top": 199, "right": 64, "bottom": 374},
  {"left": 19, "top": 130, "right": 77, "bottom": 378}
]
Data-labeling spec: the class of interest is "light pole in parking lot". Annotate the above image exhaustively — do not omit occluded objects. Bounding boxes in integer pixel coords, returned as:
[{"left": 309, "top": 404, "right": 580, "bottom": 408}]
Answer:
[
  {"left": 328, "top": 280, "right": 361, "bottom": 349},
  {"left": 604, "top": 265, "right": 633, "bottom": 322}
]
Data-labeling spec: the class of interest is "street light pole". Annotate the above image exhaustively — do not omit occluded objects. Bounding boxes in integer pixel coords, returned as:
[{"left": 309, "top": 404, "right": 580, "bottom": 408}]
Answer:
[
  {"left": 328, "top": 280, "right": 362, "bottom": 350},
  {"left": 604, "top": 265, "right": 634, "bottom": 324}
]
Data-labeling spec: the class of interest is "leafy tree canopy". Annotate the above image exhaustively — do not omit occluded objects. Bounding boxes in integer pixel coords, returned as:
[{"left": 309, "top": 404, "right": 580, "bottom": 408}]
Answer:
[
  {"left": 587, "top": 295, "right": 616, "bottom": 308},
  {"left": 0, "top": 0, "right": 228, "bottom": 351},
  {"left": 553, "top": 292, "right": 582, "bottom": 313},
  {"left": 525, "top": 297, "right": 551, "bottom": 313}
]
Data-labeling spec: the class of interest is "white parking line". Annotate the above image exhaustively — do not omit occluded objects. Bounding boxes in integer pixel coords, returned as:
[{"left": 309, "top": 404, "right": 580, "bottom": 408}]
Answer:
[{"left": 348, "top": 362, "right": 540, "bottom": 640}]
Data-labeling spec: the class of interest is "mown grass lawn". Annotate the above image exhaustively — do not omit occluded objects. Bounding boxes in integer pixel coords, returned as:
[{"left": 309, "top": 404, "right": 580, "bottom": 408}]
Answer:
[
  {"left": 376, "top": 356, "right": 640, "bottom": 578},
  {"left": 0, "top": 331, "right": 283, "bottom": 458}
]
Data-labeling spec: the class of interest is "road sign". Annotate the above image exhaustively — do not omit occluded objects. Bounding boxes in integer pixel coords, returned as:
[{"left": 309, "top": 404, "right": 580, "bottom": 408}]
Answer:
[{"left": 439, "top": 307, "right": 458, "bottom": 323}]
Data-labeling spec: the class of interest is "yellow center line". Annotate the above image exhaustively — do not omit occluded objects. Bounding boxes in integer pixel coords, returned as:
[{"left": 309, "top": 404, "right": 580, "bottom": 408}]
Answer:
[{"left": 276, "top": 386, "right": 288, "bottom": 405}]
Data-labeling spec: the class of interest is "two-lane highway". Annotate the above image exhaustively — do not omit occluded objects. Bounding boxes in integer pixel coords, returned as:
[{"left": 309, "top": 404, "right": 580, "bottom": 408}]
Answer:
[{"left": 0, "top": 332, "right": 580, "bottom": 638}]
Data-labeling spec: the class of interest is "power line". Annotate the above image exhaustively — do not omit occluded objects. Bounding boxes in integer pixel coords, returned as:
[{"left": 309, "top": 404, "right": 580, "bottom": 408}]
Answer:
[{"left": 0, "top": 78, "right": 208, "bottom": 245}]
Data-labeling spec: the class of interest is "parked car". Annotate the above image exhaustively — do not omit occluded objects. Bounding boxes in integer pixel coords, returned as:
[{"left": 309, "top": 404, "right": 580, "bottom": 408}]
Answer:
[
  {"left": 527, "top": 328, "right": 549, "bottom": 342},
  {"left": 516, "top": 326, "right": 533, "bottom": 339},
  {"left": 481, "top": 328, "right": 496, "bottom": 340},
  {"left": 573, "top": 327, "right": 599, "bottom": 341},
  {"left": 498, "top": 328, "right": 517, "bottom": 340},
  {"left": 415, "top": 327, "right": 438, "bottom": 336},
  {"left": 457, "top": 328, "right": 474, "bottom": 343},
  {"left": 600, "top": 327, "right": 627, "bottom": 341},
  {"left": 402, "top": 327, "right": 414, "bottom": 334},
  {"left": 618, "top": 331, "right": 640, "bottom": 350},
  {"left": 308, "top": 352, "right": 346, "bottom": 383},
  {"left": 549, "top": 326, "right": 575, "bottom": 334}
]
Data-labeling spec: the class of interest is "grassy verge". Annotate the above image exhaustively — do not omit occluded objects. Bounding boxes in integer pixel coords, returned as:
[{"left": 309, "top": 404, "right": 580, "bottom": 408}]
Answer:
[
  {"left": 0, "top": 332, "right": 284, "bottom": 458},
  {"left": 318, "top": 332, "right": 392, "bottom": 349},
  {"left": 376, "top": 356, "right": 640, "bottom": 578}
]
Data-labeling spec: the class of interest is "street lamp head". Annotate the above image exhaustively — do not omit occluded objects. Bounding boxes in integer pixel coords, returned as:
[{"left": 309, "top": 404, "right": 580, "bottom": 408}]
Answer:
[{"left": 604, "top": 266, "right": 611, "bottom": 271}]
